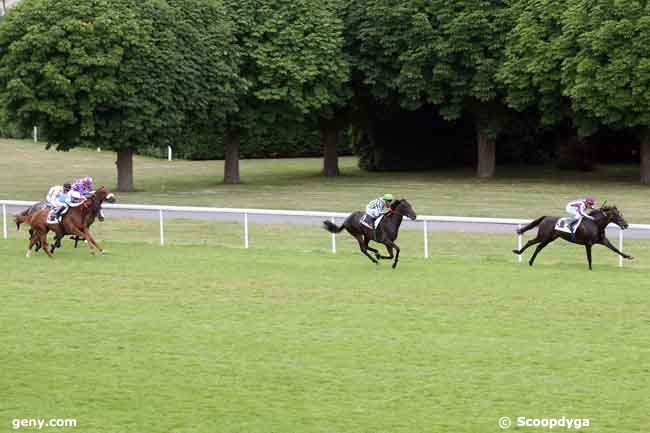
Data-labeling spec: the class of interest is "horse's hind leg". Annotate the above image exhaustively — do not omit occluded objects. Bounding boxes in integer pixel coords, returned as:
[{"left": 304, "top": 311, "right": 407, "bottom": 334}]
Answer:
[
  {"left": 26, "top": 236, "right": 37, "bottom": 258},
  {"left": 512, "top": 237, "right": 542, "bottom": 255},
  {"left": 41, "top": 233, "right": 53, "bottom": 258},
  {"left": 356, "top": 236, "right": 378, "bottom": 264},
  {"left": 585, "top": 244, "right": 592, "bottom": 270},
  {"left": 529, "top": 240, "right": 552, "bottom": 266}
]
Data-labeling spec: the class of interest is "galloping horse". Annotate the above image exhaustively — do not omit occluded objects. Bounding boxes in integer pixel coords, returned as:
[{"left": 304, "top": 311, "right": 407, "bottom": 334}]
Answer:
[
  {"left": 512, "top": 205, "right": 632, "bottom": 270},
  {"left": 16, "top": 191, "right": 114, "bottom": 251},
  {"left": 322, "top": 199, "right": 417, "bottom": 268},
  {"left": 15, "top": 187, "right": 115, "bottom": 257}
]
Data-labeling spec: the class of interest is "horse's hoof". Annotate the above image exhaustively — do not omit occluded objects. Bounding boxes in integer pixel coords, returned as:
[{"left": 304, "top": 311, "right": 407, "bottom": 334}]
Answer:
[
  {"left": 512, "top": 249, "right": 520, "bottom": 254},
  {"left": 627, "top": 256, "right": 634, "bottom": 260}
]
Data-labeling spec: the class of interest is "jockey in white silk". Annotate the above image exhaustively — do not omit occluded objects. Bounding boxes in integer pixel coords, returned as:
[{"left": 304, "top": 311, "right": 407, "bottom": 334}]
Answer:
[
  {"left": 362, "top": 193, "right": 394, "bottom": 229},
  {"left": 565, "top": 196, "right": 595, "bottom": 233}
]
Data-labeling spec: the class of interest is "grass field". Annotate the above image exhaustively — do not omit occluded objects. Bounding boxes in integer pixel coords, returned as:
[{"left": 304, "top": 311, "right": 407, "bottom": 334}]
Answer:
[
  {"left": 2, "top": 223, "right": 650, "bottom": 432},
  {"left": 2, "top": 138, "right": 650, "bottom": 432},
  {"left": 1, "top": 139, "right": 649, "bottom": 222}
]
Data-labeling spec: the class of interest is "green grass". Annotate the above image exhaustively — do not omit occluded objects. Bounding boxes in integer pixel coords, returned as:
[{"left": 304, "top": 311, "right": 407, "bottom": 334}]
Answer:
[
  {"left": 2, "top": 138, "right": 649, "bottom": 222},
  {"left": 2, "top": 225, "right": 650, "bottom": 433}
]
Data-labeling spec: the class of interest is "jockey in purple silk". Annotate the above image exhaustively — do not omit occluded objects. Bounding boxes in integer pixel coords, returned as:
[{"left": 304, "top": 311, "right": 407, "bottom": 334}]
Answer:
[{"left": 72, "top": 176, "right": 95, "bottom": 197}]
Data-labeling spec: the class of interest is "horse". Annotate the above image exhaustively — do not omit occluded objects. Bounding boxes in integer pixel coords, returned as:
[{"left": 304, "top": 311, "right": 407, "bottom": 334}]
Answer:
[
  {"left": 50, "top": 187, "right": 115, "bottom": 253},
  {"left": 322, "top": 198, "right": 417, "bottom": 268},
  {"left": 512, "top": 205, "right": 632, "bottom": 270},
  {"left": 15, "top": 200, "right": 53, "bottom": 245},
  {"left": 15, "top": 187, "right": 114, "bottom": 257}
]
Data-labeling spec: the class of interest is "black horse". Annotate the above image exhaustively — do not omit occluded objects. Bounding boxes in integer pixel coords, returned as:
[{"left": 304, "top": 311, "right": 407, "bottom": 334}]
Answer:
[
  {"left": 512, "top": 205, "right": 632, "bottom": 270},
  {"left": 322, "top": 199, "right": 417, "bottom": 268}
]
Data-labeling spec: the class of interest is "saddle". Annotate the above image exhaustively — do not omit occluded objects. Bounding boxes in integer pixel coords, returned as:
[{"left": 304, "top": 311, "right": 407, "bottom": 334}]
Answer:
[
  {"left": 361, "top": 214, "right": 384, "bottom": 230},
  {"left": 46, "top": 206, "right": 70, "bottom": 224},
  {"left": 555, "top": 217, "right": 582, "bottom": 234}
]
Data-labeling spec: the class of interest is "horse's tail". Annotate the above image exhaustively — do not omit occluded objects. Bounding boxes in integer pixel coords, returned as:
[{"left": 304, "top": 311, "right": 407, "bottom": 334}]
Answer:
[
  {"left": 517, "top": 216, "right": 546, "bottom": 235},
  {"left": 322, "top": 220, "right": 345, "bottom": 234},
  {"left": 14, "top": 213, "right": 31, "bottom": 230}
]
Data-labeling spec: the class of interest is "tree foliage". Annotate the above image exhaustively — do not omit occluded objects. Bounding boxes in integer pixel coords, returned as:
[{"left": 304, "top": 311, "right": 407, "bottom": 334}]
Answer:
[{"left": 0, "top": 0, "right": 243, "bottom": 189}]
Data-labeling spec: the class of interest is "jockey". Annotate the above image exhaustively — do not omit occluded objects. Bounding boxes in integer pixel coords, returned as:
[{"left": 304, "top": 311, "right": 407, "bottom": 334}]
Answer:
[
  {"left": 361, "top": 193, "right": 394, "bottom": 229},
  {"left": 52, "top": 187, "right": 85, "bottom": 223},
  {"left": 566, "top": 196, "right": 595, "bottom": 233},
  {"left": 46, "top": 182, "right": 72, "bottom": 207},
  {"left": 71, "top": 176, "right": 106, "bottom": 221},
  {"left": 72, "top": 176, "right": 95, "bottom": 197}
]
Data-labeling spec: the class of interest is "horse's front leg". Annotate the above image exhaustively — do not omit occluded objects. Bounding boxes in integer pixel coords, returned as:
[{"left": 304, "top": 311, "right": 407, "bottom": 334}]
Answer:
[
  {"left": 374, "top": 244, "right": 394, "bottom": 260},
  {"left": 82, "top": 229, "right": 103, "bottom": 254},
  {"left": 599, "top": 237, "right": 633, "bottom": 260},
  {"left": 384, "top": 241, "right": 400, "bottom": 269}
]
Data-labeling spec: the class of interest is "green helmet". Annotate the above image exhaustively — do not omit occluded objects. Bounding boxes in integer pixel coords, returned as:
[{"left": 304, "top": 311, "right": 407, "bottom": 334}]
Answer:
[{"left": 383, "top": 193, "right": 394, "bottom": 201}]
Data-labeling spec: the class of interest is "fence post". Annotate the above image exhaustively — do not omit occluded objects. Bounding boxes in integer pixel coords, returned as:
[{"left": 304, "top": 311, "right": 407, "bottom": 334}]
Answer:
[
  {"left": 423, "top": 219, "right": 429, "bottom": 258},
  {"left": 167, "top": 146, "right": 172, "bottom": 161},
  {"left": 159, "top": 209, "right": 164, "bottom": 246},
  {"left": 517, "top": 224, "right": 522, "bottom": 264},
  {"left": 619, "top": 227, "right": 623, "bottom": 268},
  {"left": 331, "top": 218, "right": 336, "bottom": 253},
  {"left": 2, "top": 204, "right": 7, "bottom": 240},
  {"left": 33, "top": 126, "right": 38, "bottom": 142},
  {"left": 244, "top": 212, "right": 249, "bottom": 249}
]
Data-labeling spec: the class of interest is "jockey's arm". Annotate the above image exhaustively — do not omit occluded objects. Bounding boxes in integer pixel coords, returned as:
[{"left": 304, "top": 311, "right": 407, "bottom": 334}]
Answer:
[{"left": 578, "top": 204, "right": 595, "bottom": 220}]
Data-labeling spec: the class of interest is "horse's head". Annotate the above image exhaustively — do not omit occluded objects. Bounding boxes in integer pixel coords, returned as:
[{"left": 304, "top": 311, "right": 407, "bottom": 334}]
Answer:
[
  {"left": 390, "top": 198, "right": 417, "bottom": 220},
  {"left": 91, "top": 186, "right": 116, "bottom": 204},
  {"left": 600, "top": 205, "right": 628, "bottom": 230}
]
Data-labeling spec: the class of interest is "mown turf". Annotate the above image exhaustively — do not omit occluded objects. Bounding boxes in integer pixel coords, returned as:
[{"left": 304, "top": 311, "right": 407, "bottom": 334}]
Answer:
[
  {"left": 2, "top": 138, "right": 649, "bottom": 222},
  {"left": 1, "top": 228, "right": 649, "bottom": 433}
]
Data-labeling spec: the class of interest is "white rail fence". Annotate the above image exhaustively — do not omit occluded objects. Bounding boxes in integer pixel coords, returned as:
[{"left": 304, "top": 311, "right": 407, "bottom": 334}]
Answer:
[{"left": 2, "top": 199, "right": 647, "bottom": 267}]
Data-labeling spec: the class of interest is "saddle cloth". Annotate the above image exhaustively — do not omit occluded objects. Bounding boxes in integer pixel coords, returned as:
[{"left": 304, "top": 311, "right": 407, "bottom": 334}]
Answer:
[
  {"left": 555, "top": 217, "right": 582, "bottom": 233},
  {"left": 361, "top": 214, "right": 384, "bottom": 229},
  {"left": 46, "top": 207, "right": 69, "bottom": 224}
]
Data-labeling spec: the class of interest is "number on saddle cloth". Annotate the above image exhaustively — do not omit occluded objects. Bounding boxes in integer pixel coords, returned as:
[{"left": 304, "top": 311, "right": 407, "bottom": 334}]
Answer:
[{"left": 555, "top": 217, "right": 582, "bottom": 233}]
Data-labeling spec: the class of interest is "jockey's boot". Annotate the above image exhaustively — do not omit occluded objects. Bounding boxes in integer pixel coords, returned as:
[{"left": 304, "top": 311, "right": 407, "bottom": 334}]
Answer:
[
  {"left": 54, "top": 206, "right": 66, "bottom": 223},
  {"left": 569, "top": 219, "right": 578, "bottom": 240}
]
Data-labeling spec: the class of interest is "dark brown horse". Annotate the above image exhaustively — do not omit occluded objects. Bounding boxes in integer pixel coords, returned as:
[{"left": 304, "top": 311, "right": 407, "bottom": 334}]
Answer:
[
  {"left": 512, "top": 205, "right": 632, "bottom": 270},
  {"left": 322, "top": 199, "right": 417, "bottom": 268},
  {"left": 15, "top": 187, "right": 114, "bottom": 257}
]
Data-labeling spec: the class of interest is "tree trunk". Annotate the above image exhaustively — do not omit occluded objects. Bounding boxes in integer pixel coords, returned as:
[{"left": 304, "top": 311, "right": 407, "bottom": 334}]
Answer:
[
  {"left": 642, "top": 132, "right": 650, "bottom": 185},
  {"left": 224, "top": 128, "right": 240, "bottom": 184},
  {"left": 116, "top": 148, "right": 134, "bottom": 192},
  {"left": 476, "top": 127, "right": 496, "bottom": 178},
  {"left": 321, "top": 123, "right": 340, "bottom": 177}
]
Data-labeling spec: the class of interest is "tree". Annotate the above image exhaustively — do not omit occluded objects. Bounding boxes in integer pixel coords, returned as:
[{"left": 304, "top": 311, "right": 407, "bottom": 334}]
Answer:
[
  {"left": 0, "top": 0, "right": 241, "bottom": 191},
  {"left": 498, "top": 0, "right": 579, "bottom": 123},
  {"left": 501, "top": 0, "right": 650, "bottom": 184},
  {"left": 560, "top": 0, "right": 650, "bottom": 183},
  {"left": 224, "top": 0, "right": 350, "bottom": 183},
  {"left": 345, "top": 0, "right": 512, "bottom": 177}
]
